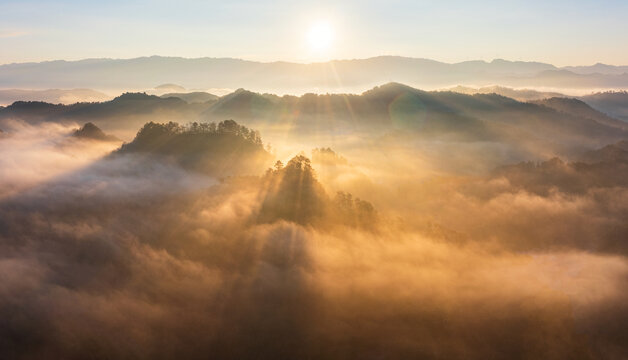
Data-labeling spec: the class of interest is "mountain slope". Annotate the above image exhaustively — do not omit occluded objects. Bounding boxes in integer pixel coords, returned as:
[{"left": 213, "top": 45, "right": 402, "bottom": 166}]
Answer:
[
  {"left": 579, "top": 140, "right": 628, "bottom": 163},
  {"left": 203, "top": 89, "right": 276, "bottom": 120},
  {"left": 564, "top": 63, "right": 628, "bottom": 75},
  {"left": 580, "top": 91, "right": 628, "bottom": 122},
  {"left": 160, "top": 92, "right": 219, "bottom": 104},
  {"left": 531, "top": 97, "right": 628, "bottom": 131},
  {"left": 447, "top": 85, "right": 565, "bottom": 101}
]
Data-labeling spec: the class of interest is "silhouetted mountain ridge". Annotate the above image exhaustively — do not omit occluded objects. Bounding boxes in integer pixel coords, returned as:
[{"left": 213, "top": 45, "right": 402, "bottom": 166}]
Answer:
[
  {"left": 2, "top": 83, "right": 627, "bottom": 154},
  {"left": 160, "top": 92, "right": 219, "bottom": 103},
  {"left": 579, "top": 91, "right": 628, "bottom": 122},
  {"left": 447, "top": 85, "right": 565, "bottom": 101},
  {"left": 0, "top": 92, "right": 211, "bottom": 131}
]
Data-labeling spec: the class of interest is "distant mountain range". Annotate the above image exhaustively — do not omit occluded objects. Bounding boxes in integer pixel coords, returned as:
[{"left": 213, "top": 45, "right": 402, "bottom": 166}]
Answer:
[
  {"left": 564, "top": 64, "right": 628, "bottom": 75},
  {"left": 2, "top": 83, "right": 626, "bottom": 161},
  {"left": 1, "top": 56, "right": 628, "bottom": 93},
  {"left": 446, "top": 86, "right": 628, "bottom": 122},
  {"left": 0, "top": 88, "right": 111, "bottom": 106}
]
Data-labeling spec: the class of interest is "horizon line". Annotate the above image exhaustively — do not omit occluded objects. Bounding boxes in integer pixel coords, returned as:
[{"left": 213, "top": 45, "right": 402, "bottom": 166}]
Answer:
[{"left": 1, "top": 54, "right": 626, "bottom": 68}]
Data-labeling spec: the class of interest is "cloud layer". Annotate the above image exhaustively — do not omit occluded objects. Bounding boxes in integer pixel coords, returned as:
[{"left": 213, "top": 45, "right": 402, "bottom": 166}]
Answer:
[{"left": 1, "top": 119, "right": 628, "bottom": 359}]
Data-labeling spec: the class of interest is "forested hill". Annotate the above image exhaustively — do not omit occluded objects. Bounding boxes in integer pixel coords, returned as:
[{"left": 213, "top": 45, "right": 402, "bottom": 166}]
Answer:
[{"left": 115, "top": 119, "right": 272, "bottom": 176}]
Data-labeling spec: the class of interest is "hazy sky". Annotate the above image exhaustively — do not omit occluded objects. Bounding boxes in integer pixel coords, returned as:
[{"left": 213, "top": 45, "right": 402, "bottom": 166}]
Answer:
[{"left": 1, "top": 0, "right": 627, "bottom": 66}]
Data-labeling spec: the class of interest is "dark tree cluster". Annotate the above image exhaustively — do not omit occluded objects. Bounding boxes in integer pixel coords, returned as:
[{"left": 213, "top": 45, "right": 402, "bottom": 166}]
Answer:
[
  {"left": 312, "top": 147, "right": 348, "bottom": 165},
  {"left": 259, "top": 155, "right": 329, "bottom": 225},
  {"left": 115, "top": 119, "right": 272, "bottom": 177},
  {"left": 333, "top": 191, "right": 378, "bottom": 229},
  {"left": 72, "top": 122, "right": 120, "bottom": 142},
  {"left": 134, "top": 119, "right": 262, "bottom": 146},
  {"left": 259, "top": 155, "right": 378, "bottom": 229}
]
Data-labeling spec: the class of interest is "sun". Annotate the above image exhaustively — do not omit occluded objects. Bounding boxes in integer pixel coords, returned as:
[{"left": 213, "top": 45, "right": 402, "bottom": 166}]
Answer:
[{"left": 307, "top": 21, "right": 334, "bottom": 53}]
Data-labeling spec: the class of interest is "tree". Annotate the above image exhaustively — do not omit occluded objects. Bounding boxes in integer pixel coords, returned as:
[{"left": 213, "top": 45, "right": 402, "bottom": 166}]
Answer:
[
  {"left": 274, "top": 160, "right": 284, "bottom": 171},
  {"left": 218, "top": 119, "right": 239, "bottom": 134}
]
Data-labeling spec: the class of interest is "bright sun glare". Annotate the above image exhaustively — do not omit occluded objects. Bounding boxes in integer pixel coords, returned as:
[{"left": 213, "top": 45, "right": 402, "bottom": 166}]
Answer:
[{"left": 307, "top": 21, "right": 334, "bottom": 53}]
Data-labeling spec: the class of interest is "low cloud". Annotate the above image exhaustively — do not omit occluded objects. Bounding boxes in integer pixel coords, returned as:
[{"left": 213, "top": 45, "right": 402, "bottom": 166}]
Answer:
[
  {"left": 0, "top": 120, "right": 120, "bottom": 198},
  {"left": 1, "top": 121, "right": 628, "bottom": 359}
]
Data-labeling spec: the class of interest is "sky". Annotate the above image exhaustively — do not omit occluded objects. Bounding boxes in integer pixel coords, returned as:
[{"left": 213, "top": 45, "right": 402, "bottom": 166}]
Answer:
[{"left": 1, "top": 0, "right": 627, "bottom": 66}]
